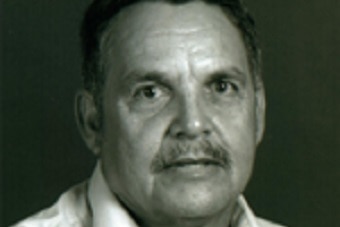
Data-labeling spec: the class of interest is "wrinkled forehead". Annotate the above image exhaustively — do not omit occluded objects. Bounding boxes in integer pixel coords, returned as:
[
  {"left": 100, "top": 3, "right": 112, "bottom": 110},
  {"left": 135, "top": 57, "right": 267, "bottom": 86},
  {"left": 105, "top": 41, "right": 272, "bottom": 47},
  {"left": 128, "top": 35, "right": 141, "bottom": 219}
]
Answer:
[
  {"left": 99, "top": 1, "right": 247, "bottom": 73},
  {"left": 110, "top": 1, "right": 231, "bottom": 35},
  {"left": 101, "top": 1, "right": 241, "bottom": 48}
]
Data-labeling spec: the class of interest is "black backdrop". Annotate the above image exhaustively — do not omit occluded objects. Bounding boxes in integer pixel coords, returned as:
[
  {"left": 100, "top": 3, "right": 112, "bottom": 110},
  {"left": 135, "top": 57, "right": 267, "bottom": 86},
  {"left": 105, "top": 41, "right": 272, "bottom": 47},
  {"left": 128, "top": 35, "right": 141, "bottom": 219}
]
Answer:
[{"left": 1, "top": 0, "right": 339, "bottom": 226}]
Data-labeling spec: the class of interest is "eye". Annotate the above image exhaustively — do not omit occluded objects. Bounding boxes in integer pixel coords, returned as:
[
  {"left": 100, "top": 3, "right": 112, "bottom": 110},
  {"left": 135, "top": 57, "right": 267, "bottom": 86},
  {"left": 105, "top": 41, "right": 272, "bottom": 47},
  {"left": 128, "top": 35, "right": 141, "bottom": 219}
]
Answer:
[
  {"left": 211, "top": 79, "right": 238, "bottom": 94},
  {"left": 140, "top": 85, "right": 158, "bottom": 98},
  {"left": 130, "top": 83, "right": 170, "bottom": 110},
  {"left": 134, "top": 84, "right": 165, "bottom": 100}
]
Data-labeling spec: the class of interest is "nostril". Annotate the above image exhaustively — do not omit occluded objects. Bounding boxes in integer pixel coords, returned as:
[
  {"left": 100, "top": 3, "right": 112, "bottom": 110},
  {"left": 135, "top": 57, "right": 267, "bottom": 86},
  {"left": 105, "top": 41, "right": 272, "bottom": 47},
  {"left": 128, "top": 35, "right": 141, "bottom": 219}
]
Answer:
[
  {"left": 176, "top": 132, "right": 186, "bottom": 139},
  {"left": 203, "top": 130, "right": 211, "bottom": 137}
]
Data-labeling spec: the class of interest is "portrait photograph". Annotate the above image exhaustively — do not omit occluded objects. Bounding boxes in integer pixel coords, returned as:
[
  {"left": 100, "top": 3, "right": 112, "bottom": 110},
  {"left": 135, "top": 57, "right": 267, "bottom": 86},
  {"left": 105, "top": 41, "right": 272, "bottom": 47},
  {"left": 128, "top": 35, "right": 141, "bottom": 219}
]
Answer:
[{"left": 1, "top": 0, "right": 339, "bottom": 226}]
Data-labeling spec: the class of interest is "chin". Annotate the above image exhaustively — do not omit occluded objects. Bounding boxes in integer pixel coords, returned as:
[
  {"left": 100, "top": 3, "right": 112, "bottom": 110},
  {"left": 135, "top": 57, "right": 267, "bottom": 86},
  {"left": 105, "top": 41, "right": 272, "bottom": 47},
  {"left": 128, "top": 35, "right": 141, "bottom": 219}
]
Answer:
[{"left": 152, "top": 180, "right": 235, "bottom": 219}]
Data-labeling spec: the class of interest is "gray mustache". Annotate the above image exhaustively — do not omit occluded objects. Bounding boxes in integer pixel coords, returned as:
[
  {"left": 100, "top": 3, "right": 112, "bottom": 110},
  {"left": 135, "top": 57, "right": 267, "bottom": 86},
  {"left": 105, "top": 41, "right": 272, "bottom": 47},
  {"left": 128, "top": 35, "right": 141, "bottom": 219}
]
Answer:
[{"left": 151, "top": 140, "right": 231, "bottom": 173}]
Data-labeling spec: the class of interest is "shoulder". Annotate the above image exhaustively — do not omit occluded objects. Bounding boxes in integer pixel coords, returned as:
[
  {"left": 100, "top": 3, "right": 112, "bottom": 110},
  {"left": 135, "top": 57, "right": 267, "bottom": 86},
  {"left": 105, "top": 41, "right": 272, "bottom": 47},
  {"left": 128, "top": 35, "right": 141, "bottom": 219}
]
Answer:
[
  {"left": 256, "top": 217, "right": 288, "bottom": 227},
  {"left": 11, "top": 181, "right": 91, "bottom": 227}
]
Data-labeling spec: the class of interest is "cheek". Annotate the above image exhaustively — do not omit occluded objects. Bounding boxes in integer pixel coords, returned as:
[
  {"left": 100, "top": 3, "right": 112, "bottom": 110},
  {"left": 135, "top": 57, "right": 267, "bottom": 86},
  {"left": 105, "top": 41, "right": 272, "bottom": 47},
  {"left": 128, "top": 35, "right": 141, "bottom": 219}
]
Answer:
[
  {"left": 212, "top": 100, "right": 256, "bottom": 144},
  {"left": 104, "top": 101, "right": 172, "bottom": 189},
  {"left": 211, "top": 101, "right": 256, "bottom": 178}
]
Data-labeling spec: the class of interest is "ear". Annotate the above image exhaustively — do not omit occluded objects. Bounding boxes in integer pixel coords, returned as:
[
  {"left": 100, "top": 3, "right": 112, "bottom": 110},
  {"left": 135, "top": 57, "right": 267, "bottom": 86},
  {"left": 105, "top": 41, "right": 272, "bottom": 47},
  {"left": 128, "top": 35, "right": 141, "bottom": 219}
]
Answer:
[
  {"left": 255, "top": 85, "right": 266, "bottom": 145},
  {"left": 75, "top": 90, "right": 102, "bottom": 156}
]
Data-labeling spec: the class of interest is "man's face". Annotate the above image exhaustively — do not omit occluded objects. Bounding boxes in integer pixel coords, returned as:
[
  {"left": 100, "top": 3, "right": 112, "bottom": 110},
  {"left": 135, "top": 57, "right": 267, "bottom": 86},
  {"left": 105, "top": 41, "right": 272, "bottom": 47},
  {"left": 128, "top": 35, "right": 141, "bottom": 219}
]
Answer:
[{"left": 97, "top": 1, "right": 265, "bottom": 225}]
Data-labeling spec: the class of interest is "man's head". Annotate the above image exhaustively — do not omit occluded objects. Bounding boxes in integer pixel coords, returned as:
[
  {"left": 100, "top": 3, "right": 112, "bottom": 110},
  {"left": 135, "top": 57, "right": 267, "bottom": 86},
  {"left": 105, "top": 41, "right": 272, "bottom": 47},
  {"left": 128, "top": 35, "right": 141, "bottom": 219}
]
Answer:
[
  {"left": 80, "top": 0, "right": 262, "bottom": 116},
  {"left": 76, "top": 0, "right": 265, "bottom": 226}
]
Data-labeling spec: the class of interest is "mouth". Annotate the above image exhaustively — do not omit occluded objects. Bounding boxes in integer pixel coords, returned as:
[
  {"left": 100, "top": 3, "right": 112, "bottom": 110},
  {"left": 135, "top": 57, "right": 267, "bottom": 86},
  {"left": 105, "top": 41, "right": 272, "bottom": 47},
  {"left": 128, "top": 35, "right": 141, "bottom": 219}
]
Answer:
[
  {"left": 159, "top": 157, "right": 226, "bottom": 180},
  {"left": 163, "top": 158, "right": 224, "bottom": 169}
]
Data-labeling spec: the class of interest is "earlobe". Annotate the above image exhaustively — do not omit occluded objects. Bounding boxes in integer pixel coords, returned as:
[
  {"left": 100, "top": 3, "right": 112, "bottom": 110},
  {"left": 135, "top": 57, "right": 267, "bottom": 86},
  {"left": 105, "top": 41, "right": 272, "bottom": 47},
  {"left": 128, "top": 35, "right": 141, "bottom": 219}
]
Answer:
[
  {"left": 255, "top": 86, "right": 266, "bottom": 145},
  {"left": 75, "top": 90, "right": 101, "bottom": 156}
]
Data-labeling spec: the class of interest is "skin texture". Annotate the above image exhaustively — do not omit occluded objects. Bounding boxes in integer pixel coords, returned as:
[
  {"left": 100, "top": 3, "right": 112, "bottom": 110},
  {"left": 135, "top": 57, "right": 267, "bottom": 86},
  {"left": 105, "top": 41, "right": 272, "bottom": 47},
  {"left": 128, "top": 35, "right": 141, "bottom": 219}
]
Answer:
[{"left": 76, "top": 1, "right": 265, "bottom": 227}]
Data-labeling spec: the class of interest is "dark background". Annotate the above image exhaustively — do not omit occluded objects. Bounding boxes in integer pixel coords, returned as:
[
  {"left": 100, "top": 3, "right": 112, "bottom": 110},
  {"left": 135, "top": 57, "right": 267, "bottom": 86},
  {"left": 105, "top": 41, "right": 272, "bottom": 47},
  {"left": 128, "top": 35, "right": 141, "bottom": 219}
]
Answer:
[{"left": 1, "top": 0, "right": 339, "bottom": 226}]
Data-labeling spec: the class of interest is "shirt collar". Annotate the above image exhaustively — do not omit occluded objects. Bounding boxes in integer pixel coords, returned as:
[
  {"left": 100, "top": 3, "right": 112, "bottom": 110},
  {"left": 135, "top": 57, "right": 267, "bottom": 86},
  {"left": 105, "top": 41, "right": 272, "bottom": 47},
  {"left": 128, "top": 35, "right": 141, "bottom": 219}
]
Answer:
[
  {"left": 88, "top": 162, "right": 139, "bottom": 227},
  {"left": 88, "top": 162, "right": 259, "bottom": 227}
]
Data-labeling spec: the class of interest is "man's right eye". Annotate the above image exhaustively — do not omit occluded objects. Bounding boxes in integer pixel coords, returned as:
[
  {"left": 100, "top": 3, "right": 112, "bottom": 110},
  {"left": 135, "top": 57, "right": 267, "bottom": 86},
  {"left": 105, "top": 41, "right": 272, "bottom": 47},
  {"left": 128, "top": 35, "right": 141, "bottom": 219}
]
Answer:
[
  {"left": 133, "top": 85, "right": 163, "bottom": 100},
  {"left": 129, "top": 84, "right": 170, "bottom": 111}
]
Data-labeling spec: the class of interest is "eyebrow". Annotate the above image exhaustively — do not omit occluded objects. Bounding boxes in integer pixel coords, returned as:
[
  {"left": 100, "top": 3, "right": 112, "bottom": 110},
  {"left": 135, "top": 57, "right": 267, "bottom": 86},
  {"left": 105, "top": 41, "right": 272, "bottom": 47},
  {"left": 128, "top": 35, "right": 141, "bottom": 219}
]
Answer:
[
  {"left": 204, "top": 67, "right": 248, "bottom": 85},
  {"left": 121, "top": 66, "right": 248, "bottom": 87},
  {"left": 121, "top": 70, "right": 173, "bottom": 87}
]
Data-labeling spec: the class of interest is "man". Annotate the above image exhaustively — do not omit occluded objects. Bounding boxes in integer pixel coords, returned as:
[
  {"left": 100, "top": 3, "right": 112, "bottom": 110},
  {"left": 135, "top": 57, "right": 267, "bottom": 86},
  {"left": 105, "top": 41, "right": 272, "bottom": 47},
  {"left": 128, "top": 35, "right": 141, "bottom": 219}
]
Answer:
[{"left": 13, "top": 0, "right": 286, "bottom": 226}]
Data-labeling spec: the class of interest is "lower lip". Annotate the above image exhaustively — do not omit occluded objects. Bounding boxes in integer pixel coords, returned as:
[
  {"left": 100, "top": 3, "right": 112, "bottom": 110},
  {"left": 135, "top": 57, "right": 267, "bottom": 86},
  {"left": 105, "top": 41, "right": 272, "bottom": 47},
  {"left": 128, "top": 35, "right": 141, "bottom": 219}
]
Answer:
[{"left": 162, "top": 164, "right": 223, "bottom": 180}]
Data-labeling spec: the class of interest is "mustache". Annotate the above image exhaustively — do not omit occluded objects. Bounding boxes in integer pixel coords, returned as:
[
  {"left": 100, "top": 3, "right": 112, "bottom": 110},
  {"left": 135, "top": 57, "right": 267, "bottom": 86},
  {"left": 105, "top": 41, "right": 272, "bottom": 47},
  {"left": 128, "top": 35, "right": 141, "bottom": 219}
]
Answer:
[{"left": 150, "top": 139, "right": 231, "bottom": 173}]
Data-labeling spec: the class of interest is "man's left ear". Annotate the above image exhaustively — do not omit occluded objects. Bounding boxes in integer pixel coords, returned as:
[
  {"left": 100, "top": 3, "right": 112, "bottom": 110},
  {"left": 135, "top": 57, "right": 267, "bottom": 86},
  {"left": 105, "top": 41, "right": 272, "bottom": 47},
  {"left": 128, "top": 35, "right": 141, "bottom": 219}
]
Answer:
[{"left": 255, "top": 85, "right": 266, "bottom": 145}]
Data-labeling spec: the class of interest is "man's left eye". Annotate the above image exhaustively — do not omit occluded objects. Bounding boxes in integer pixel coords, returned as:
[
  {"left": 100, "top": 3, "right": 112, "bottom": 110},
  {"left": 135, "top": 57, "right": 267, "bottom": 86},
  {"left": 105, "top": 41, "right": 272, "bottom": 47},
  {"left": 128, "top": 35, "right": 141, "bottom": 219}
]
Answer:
[{"left": 211, "top": 80, "right": 238, "bottom": 94}]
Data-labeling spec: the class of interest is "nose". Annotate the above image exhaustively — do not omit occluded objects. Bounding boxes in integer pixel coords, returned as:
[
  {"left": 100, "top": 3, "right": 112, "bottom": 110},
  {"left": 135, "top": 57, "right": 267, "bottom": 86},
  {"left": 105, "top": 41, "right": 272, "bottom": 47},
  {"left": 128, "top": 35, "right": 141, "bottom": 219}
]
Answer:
[{"left": 169, "top": 95, "right": 211, "bottom": 140}]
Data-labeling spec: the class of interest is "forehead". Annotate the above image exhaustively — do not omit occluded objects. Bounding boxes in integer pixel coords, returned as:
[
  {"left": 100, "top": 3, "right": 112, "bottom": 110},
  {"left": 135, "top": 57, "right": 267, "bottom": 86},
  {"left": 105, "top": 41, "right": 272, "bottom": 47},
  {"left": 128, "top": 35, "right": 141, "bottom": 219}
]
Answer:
[{"left": 100, "top": 1, "right": 248, "bottom": 77}]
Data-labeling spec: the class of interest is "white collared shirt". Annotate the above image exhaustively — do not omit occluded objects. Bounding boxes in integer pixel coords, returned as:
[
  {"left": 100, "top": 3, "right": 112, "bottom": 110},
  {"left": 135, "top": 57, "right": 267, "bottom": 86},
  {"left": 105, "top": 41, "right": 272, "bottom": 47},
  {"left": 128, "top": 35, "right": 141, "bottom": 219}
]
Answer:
[{"left": 12, "top": 162, "right": 286, "bottom": 227}]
